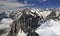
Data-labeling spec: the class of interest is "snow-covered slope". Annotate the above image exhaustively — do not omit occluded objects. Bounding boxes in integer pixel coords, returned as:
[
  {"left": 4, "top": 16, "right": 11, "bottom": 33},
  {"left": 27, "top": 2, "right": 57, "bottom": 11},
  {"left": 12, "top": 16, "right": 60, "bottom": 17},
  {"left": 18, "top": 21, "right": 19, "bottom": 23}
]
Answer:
[
  {"left": 35, "top": 19, "right": 60, "bottom": 36},
  {"left": 17, "top": 30, "right": 27, "bottom": 36}
]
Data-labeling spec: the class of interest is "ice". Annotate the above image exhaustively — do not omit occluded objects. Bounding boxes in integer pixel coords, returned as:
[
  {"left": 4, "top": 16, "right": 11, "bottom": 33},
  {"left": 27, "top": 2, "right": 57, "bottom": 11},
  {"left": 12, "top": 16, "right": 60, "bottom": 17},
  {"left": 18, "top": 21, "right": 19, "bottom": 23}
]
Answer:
[{"left": 35, "top": 19, "right": 60, "bottom": 36}]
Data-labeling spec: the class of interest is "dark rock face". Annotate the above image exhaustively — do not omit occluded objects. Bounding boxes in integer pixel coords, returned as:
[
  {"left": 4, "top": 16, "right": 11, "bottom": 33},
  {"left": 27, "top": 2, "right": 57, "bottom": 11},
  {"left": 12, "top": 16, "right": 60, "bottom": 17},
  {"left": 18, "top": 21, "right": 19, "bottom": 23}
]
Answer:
[
  {"left": 0, "top": 12, "right": 8, "bottom": 21},
  {"left": 27, "top": 32, "right": 39, "bottom": 36},
  {"left": 19, "top": 9, "right": 44, "bottom": 34},
  {"left": 7, "top": 21, "right": 20, "bottom": 36},
  {"left": 46, "top": 10, "right": 60, "bottom": 20}
]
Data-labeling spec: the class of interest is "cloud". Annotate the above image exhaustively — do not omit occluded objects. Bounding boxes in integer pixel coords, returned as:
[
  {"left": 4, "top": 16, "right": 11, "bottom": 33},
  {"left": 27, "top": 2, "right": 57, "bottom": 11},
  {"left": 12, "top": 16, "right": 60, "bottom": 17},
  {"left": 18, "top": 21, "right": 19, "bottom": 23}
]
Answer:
[
  {"left": 0, "top": 0, "right": 32, "bottom": 10},
  {"left": 18, "top": 0, "right": 47, "bottom": 4},
  {"left": 0, "top": 18, "right": 14, "bottom": 30},
  {"left": 39, "top": 0, "right": 47, "bottom": 3},
  {"left": 0, "top": 0, "right": 17, "bottom": 3},
  {"left": 42, "top": 0, "right": 47, "bottom": 2},
  {"left": 0, "top": 18, "right": 14, "bottom": 36},
  {"left": 0, "top": 0, "right": 47, "bottom": 10}
]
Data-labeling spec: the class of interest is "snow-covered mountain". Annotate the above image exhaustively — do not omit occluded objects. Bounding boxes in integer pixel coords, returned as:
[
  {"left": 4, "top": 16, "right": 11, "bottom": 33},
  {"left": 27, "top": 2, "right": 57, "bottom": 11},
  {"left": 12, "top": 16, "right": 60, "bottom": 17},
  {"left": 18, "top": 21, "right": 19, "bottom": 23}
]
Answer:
[{"left": 0, "top": 8, "right": 60, "bottom": 36}]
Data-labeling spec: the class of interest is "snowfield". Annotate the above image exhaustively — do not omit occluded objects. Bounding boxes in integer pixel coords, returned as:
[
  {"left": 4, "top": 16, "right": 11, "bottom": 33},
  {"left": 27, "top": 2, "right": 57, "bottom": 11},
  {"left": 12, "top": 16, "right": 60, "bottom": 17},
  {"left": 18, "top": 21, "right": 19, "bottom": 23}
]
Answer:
[{"left": 35, "top": 19, "right": 60, "bottom": 36}]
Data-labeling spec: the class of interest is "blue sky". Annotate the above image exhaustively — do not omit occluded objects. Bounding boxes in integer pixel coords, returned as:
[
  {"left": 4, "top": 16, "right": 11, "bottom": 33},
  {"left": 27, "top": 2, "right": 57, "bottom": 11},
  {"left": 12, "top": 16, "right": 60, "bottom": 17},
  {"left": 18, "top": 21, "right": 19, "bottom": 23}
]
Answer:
[
  {"left": 17, "top": 0, "right": 60, "bottom": 8},
  {"left": 0, "top": 0, "right": 60, "bottom": 10}
]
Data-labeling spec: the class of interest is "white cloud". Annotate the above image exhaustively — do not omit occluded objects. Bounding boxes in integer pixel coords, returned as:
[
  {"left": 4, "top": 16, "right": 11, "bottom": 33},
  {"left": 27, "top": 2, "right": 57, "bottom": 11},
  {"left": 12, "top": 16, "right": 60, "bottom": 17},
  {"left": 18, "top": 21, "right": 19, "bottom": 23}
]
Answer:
[
  {"left": 0, "top": 18, "right": 14, "bottom": 29},
  {"left": 42, "top": 0, "right": 47, "bottom": 2},
  {"left": 0, "top": 0, "right": 32, "bottom": 10},
  {"left": 0, "top": 0, "right": 17, "bottom": 3},
  {"left": 0, "top": 18, "right": 14, "bottom": 36},
  {"left": 39, "top": 0, "right": 47, "bottom": 3}
]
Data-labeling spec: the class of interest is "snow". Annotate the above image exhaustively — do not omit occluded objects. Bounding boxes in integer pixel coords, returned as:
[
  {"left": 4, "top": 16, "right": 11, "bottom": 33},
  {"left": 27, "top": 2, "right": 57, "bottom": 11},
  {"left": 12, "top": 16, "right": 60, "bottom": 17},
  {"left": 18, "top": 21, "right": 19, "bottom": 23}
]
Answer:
[
  {"left": 35, "top": 19, "right": 60, "bottom": 36},
  {"left": 36, "top": 29, "right": 57, "bottom": 36},
  {"left": 17, "top": 29, "right": 27, "bottom": 36},
  {"left": 39, "top": 11, "right": 51, "bottom": 18}
]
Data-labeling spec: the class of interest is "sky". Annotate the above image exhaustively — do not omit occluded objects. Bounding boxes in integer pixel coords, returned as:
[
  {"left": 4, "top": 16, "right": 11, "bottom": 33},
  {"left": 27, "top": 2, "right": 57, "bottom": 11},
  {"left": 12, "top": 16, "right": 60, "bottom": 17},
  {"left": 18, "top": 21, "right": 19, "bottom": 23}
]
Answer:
[
  {"left": 17, "top": 0, "right": 60, "bottom": 8},
  {"left": 0, "top": 0, "right": 60, "bottom": 10},
  {"left": 0, "top": 0, "right": 31, "bottom": 10}
]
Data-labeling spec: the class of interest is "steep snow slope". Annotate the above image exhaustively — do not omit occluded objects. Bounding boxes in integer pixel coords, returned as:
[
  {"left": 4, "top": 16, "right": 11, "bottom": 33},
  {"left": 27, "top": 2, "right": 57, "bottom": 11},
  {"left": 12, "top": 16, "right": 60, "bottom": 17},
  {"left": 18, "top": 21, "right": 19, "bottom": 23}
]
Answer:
[
  {"left": 17, "top": 30, "right": 27, "bottom": 36},
  {"left": 35, "top": 19, "right": 60, "bottom": 36}
]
